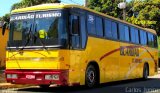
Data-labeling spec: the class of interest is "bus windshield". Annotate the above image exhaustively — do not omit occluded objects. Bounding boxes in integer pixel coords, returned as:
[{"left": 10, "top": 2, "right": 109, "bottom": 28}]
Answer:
[{"left": 9, "top": 10, "right": 68, "bottom": 49}]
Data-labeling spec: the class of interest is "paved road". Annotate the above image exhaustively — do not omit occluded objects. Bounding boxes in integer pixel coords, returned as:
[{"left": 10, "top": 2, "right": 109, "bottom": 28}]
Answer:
[{"left": 1, "top": 74, "right": 160, "bottom": 93}]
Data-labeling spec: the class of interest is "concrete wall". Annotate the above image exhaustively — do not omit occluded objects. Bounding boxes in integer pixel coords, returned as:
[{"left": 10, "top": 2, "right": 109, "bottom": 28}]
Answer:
[{"left": 0, "top": 28, "right": 9, "bottom": 68}]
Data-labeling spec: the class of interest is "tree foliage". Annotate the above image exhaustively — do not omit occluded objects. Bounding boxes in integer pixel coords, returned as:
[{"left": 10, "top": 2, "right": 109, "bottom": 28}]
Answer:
[
  {"left": 11, "top": 0, "right": 60, "bottom": 10},
  {"left": 88, "top": 0, "right": 160, "bottom": 34},
  {"left": 88, "top": 0, "right": 124, "bottom": 18},
  {"left": 126, "top": 0, "right": 160, "bottom": 34},
  {"left": 0, "top": 13, "right": 10, "bottom": 23}
]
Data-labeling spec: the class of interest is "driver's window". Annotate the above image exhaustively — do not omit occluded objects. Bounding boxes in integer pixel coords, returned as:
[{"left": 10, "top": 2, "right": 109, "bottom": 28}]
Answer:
[
  {"left": 70, "top": 15, "right": 80, "bottom": 49},
  {"left": 71, "top": 15, "right": 80, "bottom": 35}
]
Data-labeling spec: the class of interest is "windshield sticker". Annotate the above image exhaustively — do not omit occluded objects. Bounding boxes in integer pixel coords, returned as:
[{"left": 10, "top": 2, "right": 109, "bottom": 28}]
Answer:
[
  {"left": 10, "top": 12, "right": 61, "bottom": 21},
  {"left": 88, "top": 15, "right": 94, "bottom": 23}
]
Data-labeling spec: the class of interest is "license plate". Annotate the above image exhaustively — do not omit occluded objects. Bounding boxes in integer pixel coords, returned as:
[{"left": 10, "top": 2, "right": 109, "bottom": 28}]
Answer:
[{"left": 26, "top": 75, "right": 35, "bottom": 79}]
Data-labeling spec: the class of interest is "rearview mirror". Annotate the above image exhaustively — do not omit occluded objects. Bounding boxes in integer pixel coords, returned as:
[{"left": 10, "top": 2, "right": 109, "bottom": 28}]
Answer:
[{"left": 2, "top": 22, "right": 7, "bottom": 35}]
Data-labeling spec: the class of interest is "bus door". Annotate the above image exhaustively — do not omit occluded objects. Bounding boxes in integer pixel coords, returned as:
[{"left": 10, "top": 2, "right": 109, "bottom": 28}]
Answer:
[{"left": 69, "top": 11, "right": 87, "bottom": 84}]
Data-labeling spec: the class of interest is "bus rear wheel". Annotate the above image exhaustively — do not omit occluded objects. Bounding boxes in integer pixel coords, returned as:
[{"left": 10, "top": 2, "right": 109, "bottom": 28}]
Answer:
[
  {"left": 143, "top": 64, "right": 149, "bottom": 80},
  {"left": 85, "top": 65, "right": 98, "bottom": 88}
]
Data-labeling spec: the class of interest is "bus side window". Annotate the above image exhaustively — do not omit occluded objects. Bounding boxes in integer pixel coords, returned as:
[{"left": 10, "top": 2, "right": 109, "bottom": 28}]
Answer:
[
  {"left": 70, "top": 15, "right": 81, "bottom": 49},
  {"left": 119, "top": 23, "right": 125, "bottom": 41},
  {"left": 71, "top": 15, "right": 80, "bottom": 35},
  {"left": 104, "top": 19, "right": 112, "bottom": 38},
  {"left": 87, "top": 14, "right": 96, "bottom": 35},
  {"left": 140, "top": 30, "right": 147, "bottom": 45},
  {"left": 135, "top": 28, "right": 139, "bottom": 44},
  {"left": 130, "top": 27, "right": 136, "bottom": 43},
  {"left": 147, "top": 33, "right": 154, "bottom": 47},
  {"left": 124, "top": 25, "right": 130, "bottom": 42},
  {"left": 154, "top": 35, "right": 158, "bottom": 48},
  {"left": 80, "top": 16, "right": 87, "bottom": 49},
  {"left": 111, "top": 22, "right": 118, "bottom": 39},
  {"left": 96, "top": 17, "right": 103, "bottom": 37}
]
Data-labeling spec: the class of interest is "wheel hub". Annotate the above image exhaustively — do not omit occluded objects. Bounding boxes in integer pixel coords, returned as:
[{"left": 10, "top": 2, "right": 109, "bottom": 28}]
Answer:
[{"left": 88, "top": 70, "right": 95, "bottom": 83}]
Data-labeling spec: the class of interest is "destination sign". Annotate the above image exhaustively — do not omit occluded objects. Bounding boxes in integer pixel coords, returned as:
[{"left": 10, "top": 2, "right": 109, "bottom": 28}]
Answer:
[{"left": 10, "top": 11, "right": 61, "bottom": 21}]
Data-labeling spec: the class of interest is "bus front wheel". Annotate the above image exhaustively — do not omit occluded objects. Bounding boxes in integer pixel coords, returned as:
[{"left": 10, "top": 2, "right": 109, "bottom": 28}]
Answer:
[{"left": 85, "top": 65, "right": 98, "bottom": 88}]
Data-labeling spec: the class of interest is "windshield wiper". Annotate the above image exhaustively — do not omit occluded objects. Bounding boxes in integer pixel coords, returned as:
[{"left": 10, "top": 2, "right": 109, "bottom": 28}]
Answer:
[
  {"left": 19, "top": 24, "right": 32, "bottom": 51},
  {"left": 34, "top": 24, "right": 50, "bottom": 54}
]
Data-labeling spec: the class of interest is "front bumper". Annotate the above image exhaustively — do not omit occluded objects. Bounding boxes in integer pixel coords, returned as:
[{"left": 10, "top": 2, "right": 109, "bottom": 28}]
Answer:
[{"left": 5, "top": 69, "right": 68, "bottom": 86}]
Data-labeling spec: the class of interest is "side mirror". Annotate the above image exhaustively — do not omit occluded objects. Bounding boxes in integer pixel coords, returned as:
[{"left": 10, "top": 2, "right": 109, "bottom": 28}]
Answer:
[{"left": 2, "top": 22, "right": 7, "bottom": 35}]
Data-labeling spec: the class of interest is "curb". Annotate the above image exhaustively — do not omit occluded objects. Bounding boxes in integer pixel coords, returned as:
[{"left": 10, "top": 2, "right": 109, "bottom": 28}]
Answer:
[
  {"left": 0, "top": 83, "right": 17, "bottom": 89},
  {"left": 0, "top": 83, "right": 32, "bottom": 89}
]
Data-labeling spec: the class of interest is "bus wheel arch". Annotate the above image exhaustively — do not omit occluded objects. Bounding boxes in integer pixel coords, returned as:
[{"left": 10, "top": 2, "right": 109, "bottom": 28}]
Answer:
[
  {"left": 85, "top": 61, "right": 100, "bottom": 87},
  {"left": 143, "top": 62, "right": 149, "bottom": 80}
]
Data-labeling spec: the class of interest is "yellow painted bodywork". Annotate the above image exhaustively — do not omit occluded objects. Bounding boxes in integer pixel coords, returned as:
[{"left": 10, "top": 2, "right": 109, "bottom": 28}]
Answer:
[
  {"left": 6, "top": 4, "right": 158, "bottom": 85},
  {"left": 6, "top": 36, "right": 158, "bottom": 85},
  {"left": 0, "top": 28, "right": 9, "bottom": 68}
]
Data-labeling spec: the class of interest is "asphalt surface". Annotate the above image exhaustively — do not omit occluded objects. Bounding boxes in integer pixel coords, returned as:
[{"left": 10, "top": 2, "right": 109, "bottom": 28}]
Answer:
[{"left": 1, "top": 74, "right": 160, "bottom": 93}]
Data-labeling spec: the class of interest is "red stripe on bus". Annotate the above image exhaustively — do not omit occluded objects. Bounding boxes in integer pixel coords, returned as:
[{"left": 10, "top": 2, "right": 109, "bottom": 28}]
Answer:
[
  {"left": 100, "top": 48, "right": 120, "bottom": 61},
  {"left": 100, "top": 46, "right": 156, "bottom": 65}
]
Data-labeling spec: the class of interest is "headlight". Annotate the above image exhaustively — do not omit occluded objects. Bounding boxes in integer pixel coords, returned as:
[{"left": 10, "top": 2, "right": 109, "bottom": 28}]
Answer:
[
  {"left": 45, "top": 74, "right": 59, "bottom": 80},
  {"left": 6, "top": 74, "right": 17, "bottom": 79},
  {"left": 45, "top": 75, "right": 52, "bottom": 80},
  {"left": 7, "top": 74, "right": 12, "bottom": 78},
  {"left": 12, "top": 74, "right": 18, "bottom": 79},
  {"left": 52, "top": 75, "right": 59, "bottom": 80}
]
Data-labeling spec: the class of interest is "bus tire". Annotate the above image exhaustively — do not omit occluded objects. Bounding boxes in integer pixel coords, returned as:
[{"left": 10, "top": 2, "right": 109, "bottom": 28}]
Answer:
[
  {"left": 85, "top": 64, "right": 98, "bottom": 88},
  {"left": 143, "top": 63, "right": 149, "bottom": 80}
]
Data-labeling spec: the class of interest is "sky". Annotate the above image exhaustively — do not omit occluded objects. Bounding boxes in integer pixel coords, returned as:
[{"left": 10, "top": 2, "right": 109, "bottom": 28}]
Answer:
[{"left": 0, "top": 0, "right": 131, "bottom": 17}]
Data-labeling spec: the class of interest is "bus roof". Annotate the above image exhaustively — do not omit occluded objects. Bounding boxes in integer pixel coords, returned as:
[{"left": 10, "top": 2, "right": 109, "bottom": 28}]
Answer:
[{"left": 11, "top": 3, "right": 157, "bottom": 35}]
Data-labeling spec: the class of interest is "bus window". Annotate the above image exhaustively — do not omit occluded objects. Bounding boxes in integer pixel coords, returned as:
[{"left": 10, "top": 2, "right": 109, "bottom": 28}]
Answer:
[
  {"left": 80, "top": 16, "right": 87, "bottom": 49},
  {"left": 135, "top": 28, "right": 139, "bottom": 44},
  {"left": 147, "top": 33, "right": 154, "bottom": 47},
  {"left": 154, "top": 35, "right": 158, "bottom": 48},
  {"left": 140, "top": 30, "right": 147, "bottom": 45},
  {"left": 131, "top": 27, "right": 139, "bottom": 44},
  {"left": 130, "top": 27, "right": 136, "bottom": 43},
  {"left": 105, "top": 19, "right": 112, "bottom": 38},
  {"left": 124, "top": 25, "right": 130, "bottom": 42},
  {"left": 119, "top": 23, "right": 125, "bottom": 41},
  {"left": 70, "top": 15, "right": 80, "bottom": 49},
  {"left": 96, "top": 17, "right": 103, "bottom": 37},
  {"left": 140, "top": 30, "right": 144, "bottom": 45},
  {"left": 87, "top": 14, "right": 95, "bottom": 35},
  {"left": 111, "top": 22, "right": 118, "bottom": 39},
  {"left": 71, "top": 15, "right": 80, "bottom": 35},
  {"left": 144, "top": 32, "right": 147, "bottom": 45}
]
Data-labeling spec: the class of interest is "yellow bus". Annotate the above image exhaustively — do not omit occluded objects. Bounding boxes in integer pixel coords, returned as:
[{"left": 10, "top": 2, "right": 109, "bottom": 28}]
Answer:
[{"left": 2, "top": 4, "right": 158, "bottom": 88}]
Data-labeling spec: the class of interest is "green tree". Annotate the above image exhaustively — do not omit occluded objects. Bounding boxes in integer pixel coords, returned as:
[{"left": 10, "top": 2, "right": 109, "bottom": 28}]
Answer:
[
  {"left": 2, "top": 13, "right": 10, "bottom": 23},
  {"left": 0, "top": 17, "right": 2, "bottom": 21},
  {"left": 88, "top": 0, "right": 123, "bottom": 18},
  {"left": 0, "top": 14, "right": 10, "bottom": 23},
  {"left": 126, "top": 0, "right": 160, "bottom": 35},
  {"left": 88, "top": 0, "right": 160, "bottom": 34},
  {"left": 11, "top": 0, "right": 60, "bottom": 10}
]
